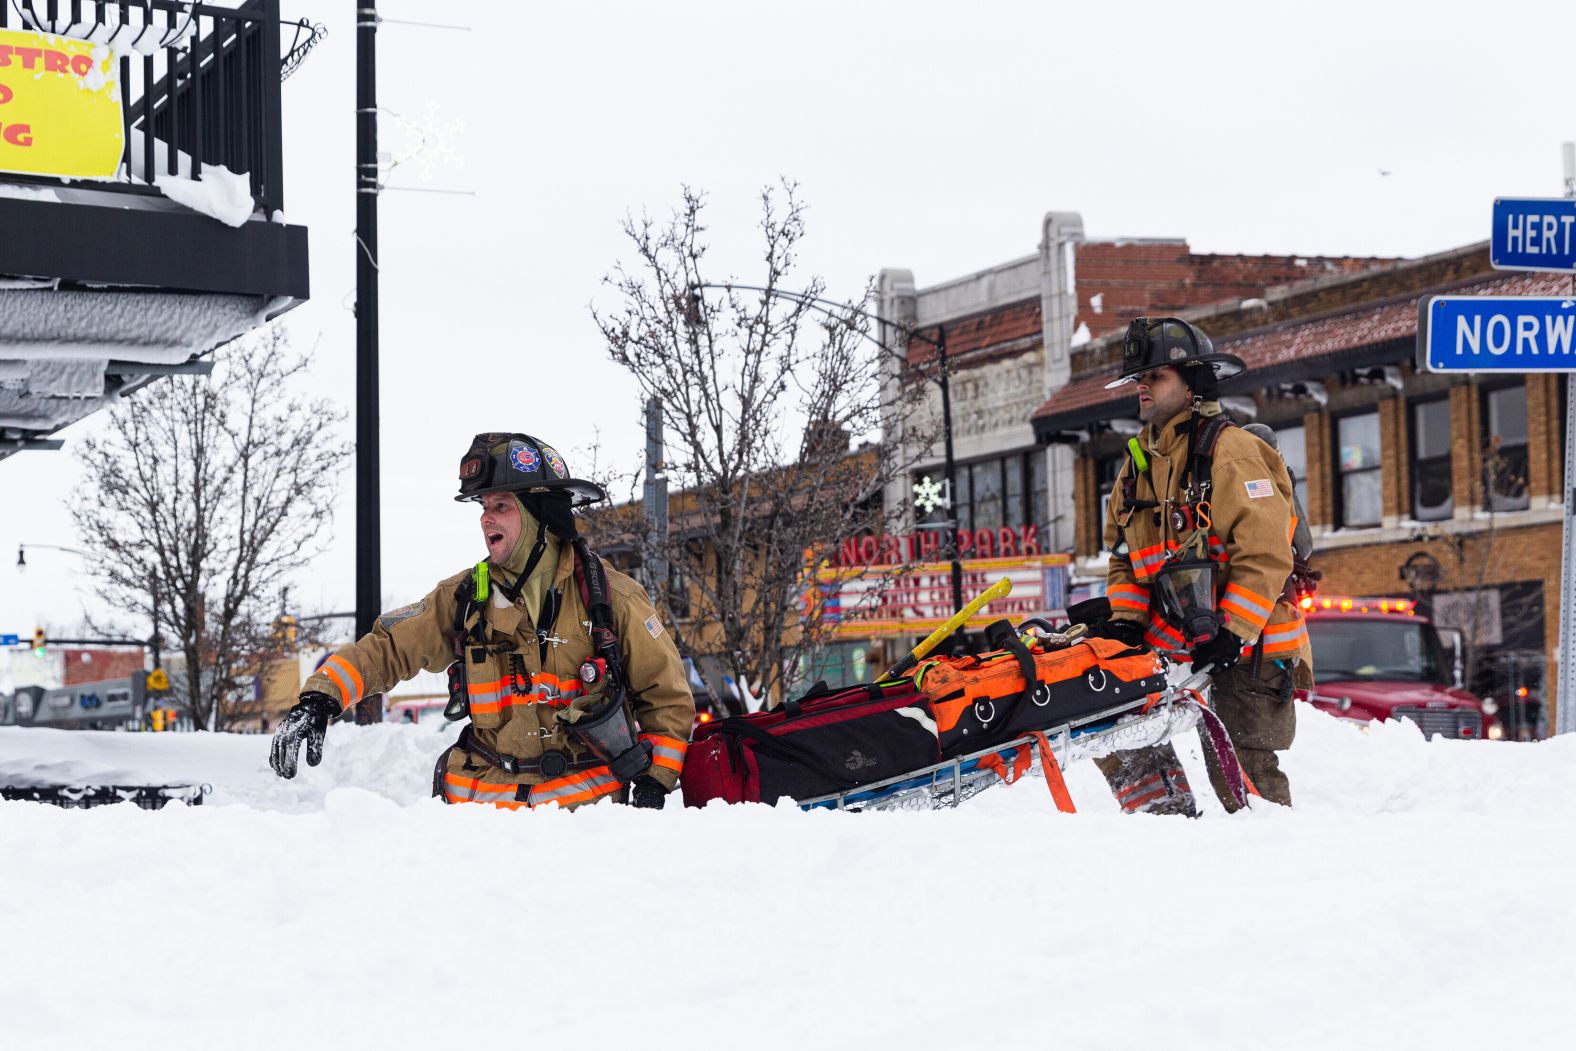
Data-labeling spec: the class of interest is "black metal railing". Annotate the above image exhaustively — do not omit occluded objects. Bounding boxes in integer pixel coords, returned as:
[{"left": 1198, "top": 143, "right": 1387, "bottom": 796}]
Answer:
[{"left": 0, "top": 0, "right": 288, "bottom": 214}]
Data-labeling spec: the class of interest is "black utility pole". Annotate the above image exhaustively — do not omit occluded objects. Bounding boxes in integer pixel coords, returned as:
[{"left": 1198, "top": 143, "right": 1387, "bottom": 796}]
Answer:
[
  {"left": 354, "top": 2, "right": 382, "bottom": 722},
  {"left": 932, "top": 325, "right": 965, "bottom": 621}
]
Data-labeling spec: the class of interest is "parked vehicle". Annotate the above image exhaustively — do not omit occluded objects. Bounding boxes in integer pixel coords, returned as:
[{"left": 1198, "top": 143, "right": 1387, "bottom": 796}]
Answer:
[
  {"left": 1298, "top": 596, "right": 1492, "bottom": 740},
  {"left": 1, "top": 672, "right": 179, "bottom": 732}
]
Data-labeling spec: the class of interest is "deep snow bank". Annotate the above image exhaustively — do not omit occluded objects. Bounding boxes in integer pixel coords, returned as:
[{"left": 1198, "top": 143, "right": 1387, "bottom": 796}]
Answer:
[{"left": 2, "top": 708, "right": 1572, "bottom": 1051}]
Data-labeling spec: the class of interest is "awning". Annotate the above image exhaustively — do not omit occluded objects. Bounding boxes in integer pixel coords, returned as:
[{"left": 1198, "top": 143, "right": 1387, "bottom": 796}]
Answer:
[{"left": 1030, "top": 271, "right": 1572, "bottom": 440}]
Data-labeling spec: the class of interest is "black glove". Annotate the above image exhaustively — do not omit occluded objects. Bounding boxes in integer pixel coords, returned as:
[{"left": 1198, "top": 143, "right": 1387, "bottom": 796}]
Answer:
[
  {"left": 1086, "top": 618, "right": 1147, "bottom": 649},
  {"left": 1189, "top": 630, "right": 1243, "bottom": 671},
  {"left": 630, "top": 775, "right": 668, "bottom": 810},
  {"left": 269, "top": 692, "right": 338, "bottom": 779}
]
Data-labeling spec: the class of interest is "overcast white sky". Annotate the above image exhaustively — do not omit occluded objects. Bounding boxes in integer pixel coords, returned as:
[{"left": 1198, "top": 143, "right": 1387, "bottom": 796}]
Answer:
[{"left": 3, "top": 0, "right": 1575, "bottom": 646}]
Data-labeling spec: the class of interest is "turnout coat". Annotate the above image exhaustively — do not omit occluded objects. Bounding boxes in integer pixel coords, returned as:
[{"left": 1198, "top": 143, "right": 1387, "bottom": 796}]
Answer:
[
  {"left": 304, "top": 549, "right": 693, "bottom": 808},
  {"left": 1103, "top": 407, "right": 1314, "bottom": 689}
]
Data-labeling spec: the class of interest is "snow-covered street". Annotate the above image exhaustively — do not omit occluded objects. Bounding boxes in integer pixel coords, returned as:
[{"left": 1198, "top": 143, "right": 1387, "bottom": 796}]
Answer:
[{"left": 3, "top": 708, "right": 1572, "bottom": 1051}]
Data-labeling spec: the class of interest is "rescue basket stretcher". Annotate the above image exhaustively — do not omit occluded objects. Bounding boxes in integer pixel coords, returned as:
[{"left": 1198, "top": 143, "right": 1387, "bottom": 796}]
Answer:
[{"left": 795, "top": 673, "right": 1210, "bottom": 813}]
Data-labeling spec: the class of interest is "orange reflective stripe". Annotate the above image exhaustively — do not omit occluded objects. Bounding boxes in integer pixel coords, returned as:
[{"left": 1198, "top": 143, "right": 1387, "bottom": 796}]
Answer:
[
  {"left": 1108, "top": 584, "right": 1150, "bottom": 612},
  {"left": 642, "top": 733, "right": 688, "bottom": 773},
  {"left": 1143, "top": 616, "right": 1185, "bottom": 653},
  {"left": 527, "top": 765, "right": 619, "bottom": 807},
  {"left": 444, "top": 767, "right": 620, "bottom": 810},
  {"left": 321, "top": 664, "right": 354, "bottom": 710},
  {"left": 1259, "top": 619, "right": 1308, "bottom": 654},
  {"left": 1221, "top": 583, "right": 1274, "bottom": 632},
  {"left": 1287, "top": 515, "right": 1298, "bottom": 546},
  {"left": 325, "top": 656, "right": 364, "bottom": 705}
]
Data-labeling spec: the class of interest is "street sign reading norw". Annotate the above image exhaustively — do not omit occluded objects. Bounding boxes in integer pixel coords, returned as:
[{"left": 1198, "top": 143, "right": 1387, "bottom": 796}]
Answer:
[{"left": 1417, "top": 295, "right": 1576, "bottom": 373}]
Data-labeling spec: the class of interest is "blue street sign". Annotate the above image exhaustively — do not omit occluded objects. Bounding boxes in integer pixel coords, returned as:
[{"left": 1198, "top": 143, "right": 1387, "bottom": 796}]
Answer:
[
  {"left": 0, "top": 634, "right": 17, "bottom": 646},
  {"left": 1491, "top": 197, "right": 1576, "bottom": 273},
  {"left": 1418, "top": 296, "right": 1576, "bottom": 373}
]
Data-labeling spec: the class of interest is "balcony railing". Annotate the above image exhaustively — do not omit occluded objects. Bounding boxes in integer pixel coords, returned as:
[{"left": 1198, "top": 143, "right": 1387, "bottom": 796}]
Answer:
[{"left": 0, "top": 0, "right": 296, "bottom": 215}]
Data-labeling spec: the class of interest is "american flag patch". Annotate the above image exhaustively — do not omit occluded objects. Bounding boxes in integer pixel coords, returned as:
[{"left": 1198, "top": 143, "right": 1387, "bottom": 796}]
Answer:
[
  {"left": 1244, "top": 479, "right": 1274, "bottom": 499},
  {"left": 644, "top": 614, "right": 665, "bottom": 639}
]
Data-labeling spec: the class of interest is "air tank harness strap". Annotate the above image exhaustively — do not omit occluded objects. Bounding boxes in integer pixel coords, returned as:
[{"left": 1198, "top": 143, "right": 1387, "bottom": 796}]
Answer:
[
  {"left": 443, "top": 561, "right": 493, "bottom": 721},
  {"left": 453, "top": 725, "right": 602, "bottom": 778}
]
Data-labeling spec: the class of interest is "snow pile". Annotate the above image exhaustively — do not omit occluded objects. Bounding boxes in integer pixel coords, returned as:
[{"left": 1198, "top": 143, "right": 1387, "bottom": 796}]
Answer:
[
  {"left": 2, "top": 709, "right": 1573, "bottom": 1050},
  {"left": 154, "top": 164, "right": 256, "bottom": 228}
]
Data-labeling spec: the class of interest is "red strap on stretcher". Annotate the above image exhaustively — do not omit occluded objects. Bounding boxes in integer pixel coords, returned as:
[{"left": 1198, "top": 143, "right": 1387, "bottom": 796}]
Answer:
[{"left": 1030, "top": 732, "right": 1077, "bottom": 814}]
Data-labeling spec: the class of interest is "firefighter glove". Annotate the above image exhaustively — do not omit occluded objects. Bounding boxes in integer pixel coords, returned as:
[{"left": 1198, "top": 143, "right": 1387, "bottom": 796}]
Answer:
[
  {"left": 1087, "top": 617, "right": 1147, "bottom": 649},
  {"left": 630, "top": 775, "right": 668, "bottom": 810},
  {"left": 270, "top": 692, "right": 338, "bottom": 779},
  {"left": 1189, "top": 630, "right": 1243, "bottom": 672}
]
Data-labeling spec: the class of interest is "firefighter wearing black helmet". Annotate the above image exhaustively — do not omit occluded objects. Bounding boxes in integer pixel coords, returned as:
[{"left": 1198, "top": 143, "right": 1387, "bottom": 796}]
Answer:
[
  {"left": 269, "top": 433, "right": 694, "bottom": 810},
  {"left": 1087, "top": 318, "right": 1312, "bottom": 814}
]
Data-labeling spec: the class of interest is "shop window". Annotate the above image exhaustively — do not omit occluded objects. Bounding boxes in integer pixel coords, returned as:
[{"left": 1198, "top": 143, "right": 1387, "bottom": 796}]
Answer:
[
  {"left": 971, "top": 460, "right": 1004, "bottom": 531},
  {"left": 1030, "top": 451, "right": 1050, "bottom": 540},
  {"left": 1481, "top": 383, "right": 1529, "bottom": 512},
  {"left": 1410, "top": 398, "right": 1453, "bottom": 521},
  {"left": 1005, "top": 454, "right": 1024, "bottom": 534},
  {"left": 1335, "top": 411, "right": 1382, "bottom": 528},
  {"left": 1275, "top": 424, "right": 1308, "bottom": 515}
]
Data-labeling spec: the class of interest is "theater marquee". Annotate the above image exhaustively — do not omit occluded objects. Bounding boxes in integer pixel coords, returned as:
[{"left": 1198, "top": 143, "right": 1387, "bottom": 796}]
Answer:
[{"left": 812, "top": 551, "right": 1071, "bottom": 637}]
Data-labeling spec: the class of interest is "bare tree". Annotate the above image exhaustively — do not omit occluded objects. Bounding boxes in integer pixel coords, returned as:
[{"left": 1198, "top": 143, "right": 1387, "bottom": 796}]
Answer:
[
  {"left": 593, "top": 183, "right": 933, "bottom": 707},
  {"left": 73, "top": 325, "right": 349, "bottom": 730}
]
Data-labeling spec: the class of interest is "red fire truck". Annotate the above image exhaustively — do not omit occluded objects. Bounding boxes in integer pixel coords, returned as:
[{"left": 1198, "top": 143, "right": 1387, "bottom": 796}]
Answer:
[{"left": 1298, "top": 596, "right": 1495, "bottom": 740}]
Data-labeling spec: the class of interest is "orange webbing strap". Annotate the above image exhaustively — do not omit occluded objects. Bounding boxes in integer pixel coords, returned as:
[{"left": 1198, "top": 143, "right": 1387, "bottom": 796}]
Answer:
[
  {"left": 1239, "top": 765, "right": 1262, "bottom": 798},
  {"left": 1029, "top": 732, "right": 1077, "bottom": 814},
  {"left": 978, "top": 743, "right": 1033, "bottom": 785}
]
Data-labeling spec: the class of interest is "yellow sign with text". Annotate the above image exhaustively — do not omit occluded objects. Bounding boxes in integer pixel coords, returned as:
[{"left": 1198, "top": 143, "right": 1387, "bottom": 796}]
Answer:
[{"left": 0, "top": 28, "right": 123, "bottom": 180}]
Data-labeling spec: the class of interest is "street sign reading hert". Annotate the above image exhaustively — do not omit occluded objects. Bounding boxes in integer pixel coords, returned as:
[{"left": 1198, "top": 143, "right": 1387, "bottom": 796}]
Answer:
[
  {"left": 1491, "top": 197, "right": 1576, "bottom": 273},
  {"left": 1417, "top": 295, "right": 1576, "bottom": 373}
]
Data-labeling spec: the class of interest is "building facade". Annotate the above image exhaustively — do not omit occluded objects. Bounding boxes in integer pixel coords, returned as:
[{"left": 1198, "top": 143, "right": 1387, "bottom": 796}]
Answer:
[
  {"left": 868, "top": 211, "right": 1389, "bottom": 632},
  {"left": 1032, "top": 242, "right": 1566, "bottom": 726}
]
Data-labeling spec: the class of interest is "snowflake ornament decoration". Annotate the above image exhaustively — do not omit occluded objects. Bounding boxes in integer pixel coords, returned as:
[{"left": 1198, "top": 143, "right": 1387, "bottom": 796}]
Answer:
[{"left": 912, "top": 475, "right": 947, "bottom": 515}]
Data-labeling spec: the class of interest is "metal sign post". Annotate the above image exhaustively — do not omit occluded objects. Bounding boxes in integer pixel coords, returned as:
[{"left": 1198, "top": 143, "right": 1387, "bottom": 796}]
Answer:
[
  {"left": 1559, "top": 145, "right": 1576, "bottom": 734},
  {"left": 1470, "top": 165, "right": 1576, "bottom": 734}
]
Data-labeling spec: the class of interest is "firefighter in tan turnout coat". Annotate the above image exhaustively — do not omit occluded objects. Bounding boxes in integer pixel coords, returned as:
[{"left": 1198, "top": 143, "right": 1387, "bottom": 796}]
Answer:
[
  {"left": 1088, "top": 318, "right": 1312, "bottom": 815},
  {"left": 270, "top": 432, "right": 693, "bottom": 810}
]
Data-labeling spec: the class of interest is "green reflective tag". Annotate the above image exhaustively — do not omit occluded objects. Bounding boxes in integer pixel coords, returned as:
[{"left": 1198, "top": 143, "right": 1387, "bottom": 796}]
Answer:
[
  {"left": 474, "top": 561, "right": 490, "bottom": 602},
  {"left": 1127, "top": 437, "right": 1149, "bottom": 473}
]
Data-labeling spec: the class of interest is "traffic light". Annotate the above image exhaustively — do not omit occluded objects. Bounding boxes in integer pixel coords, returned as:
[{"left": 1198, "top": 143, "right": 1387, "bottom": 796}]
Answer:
[
  {"left": 31, "top": 627, "right": 45, "bottom": 659},
  {"left": 271, "top": 614, "right": 299, "bottom": 651}
]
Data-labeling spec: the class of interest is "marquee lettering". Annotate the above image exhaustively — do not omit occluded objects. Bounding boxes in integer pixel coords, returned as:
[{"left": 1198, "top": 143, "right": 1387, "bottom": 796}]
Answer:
[{"left": 834, "top": 523, "right": 1043, "bottom": 567}]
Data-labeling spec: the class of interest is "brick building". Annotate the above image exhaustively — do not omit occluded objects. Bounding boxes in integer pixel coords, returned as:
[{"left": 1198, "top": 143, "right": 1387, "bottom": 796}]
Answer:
[
  {"left": 868, "top": 213, "right": 1391, "bottom": 633},
  {"left": 1031, "top": 242, "right": 1568, "bottom": 726}
]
